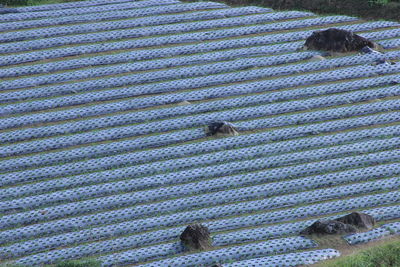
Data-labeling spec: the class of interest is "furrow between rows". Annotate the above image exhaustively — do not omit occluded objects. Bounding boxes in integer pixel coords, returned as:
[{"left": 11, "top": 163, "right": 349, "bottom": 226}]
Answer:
[
  {"left": 1, "top": 106, "right": 398, "bottom": 172},
  {"left": 1, "top": 136, "right": 399, "bottom": 230},
  {"left": 0, "top": 15, "right": 361, "bottom": 58},
  {"left": 1, "top": 195, "right": 398, "bottom": 261},
  {"left": 2, "top": 43, "right": 399, "bottom": 104},
  {"left": 17, "top": 236, "right": 315, "bottom": 266},
  {"left": 0, "top": 8, "right": 282, "bottom": 43},
  {"left": 0, "top": 0, "right": 181, "bottom": 22},
  {"left": 1, "top": 113, "right": 397, "bottom": 201},
  {"left": 2, "top": 56, "right": 399, "bottom": 118},
  {"left": 221, "top": 249, "right": 340, "bottom": 267},
  {"left": 1, "top": 125, "right": 398, "bottom": 210},
  {"left": 1, "top": 23, "right": 398, "bottom": 75},
  {"left": 4, "top": 190, "right": 399, "bottom": 264},
  {"left": 1, "top": 92, "right": 399, "bottom": 163},
  {"left": 0, "top": 70, "right": 396, "bottom": 134},
  {"left": 3, "top": 78, "right": 400, "bottom": 144},
  {"left": 2, "top": 0, "right": 142, "bottom": 13},
  {"left": 0, "top": 2, "right": 237, "bottom": 32},
  {"left": 2, "top": 33, "right": 396, "bottom": 96}
]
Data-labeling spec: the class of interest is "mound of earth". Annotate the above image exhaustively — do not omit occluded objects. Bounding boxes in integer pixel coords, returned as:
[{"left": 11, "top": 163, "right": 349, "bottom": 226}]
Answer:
[
  {"left": 336, "top": 212, "right": 376, "bottom": 229},
  {"left": 180, "top": 224, "right": 212, "bottom": 251},
  {"left": 205, "top": 121, "right": 239, "bottom": 137},
  {"left": 303, "top": 28, "right": 380, "bottom": 53},
  {"left": 301, "top": 212, "right": 376, "bottom": 235},
  {"left": 300, "top": 220, "right": 358, "bottom": 235}
]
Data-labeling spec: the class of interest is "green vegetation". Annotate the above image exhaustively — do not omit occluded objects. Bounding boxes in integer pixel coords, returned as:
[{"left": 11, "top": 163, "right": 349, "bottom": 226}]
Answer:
[{"left": 317, "top": 237, "right": 400, "bottom": 267}]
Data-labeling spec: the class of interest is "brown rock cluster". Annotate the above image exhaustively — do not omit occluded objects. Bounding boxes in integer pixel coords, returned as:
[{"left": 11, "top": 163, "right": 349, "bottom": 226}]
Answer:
[
  {"left": 205, "top": 121, "right": 239, "bottom": 137},
  {"left": 303, "top": 28, "right": 381, "bottom": 53},
  {"left": 301, "top": 212, "right": 376, "bottom": 235},
  {"left": 180, "top": 224, "right": 212, "bottom": 251}
]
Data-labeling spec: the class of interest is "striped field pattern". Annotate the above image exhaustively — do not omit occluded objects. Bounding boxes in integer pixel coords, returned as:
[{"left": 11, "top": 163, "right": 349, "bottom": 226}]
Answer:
[{"left": 0, "top": 0, "right": 399, "bottom": 266}]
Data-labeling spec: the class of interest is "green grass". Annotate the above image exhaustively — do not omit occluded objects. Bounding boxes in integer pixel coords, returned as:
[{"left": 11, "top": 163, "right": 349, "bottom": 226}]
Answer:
[{"left": 315, "top": 237, "right": 400, "bottom": 267}]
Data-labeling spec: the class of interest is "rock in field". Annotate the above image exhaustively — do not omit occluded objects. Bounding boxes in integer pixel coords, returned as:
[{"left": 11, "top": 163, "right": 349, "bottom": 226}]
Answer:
[
  {"left": 302, "top": 28, "right": 380, "bottom": 53},
  {"left": 300, "top": 220, "right": 358, "bottom": 235},
  {"left": 180, "top": 224, "right": 212, "bottom": 251},
  {"left": 335, "top": 212, "right": 376, "bottom": 230},
  {"left": 301, "top": 212, "right": 377, "bottom": 235},
  {"left": 205, "top": 121, "right": 239, "bottom": 137}
]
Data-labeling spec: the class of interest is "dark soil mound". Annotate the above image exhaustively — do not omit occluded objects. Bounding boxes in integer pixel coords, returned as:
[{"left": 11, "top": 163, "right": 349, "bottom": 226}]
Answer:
[
  {"left": 336, "top": 212, "right": 376, "bottom": 230},
  {"left": 205, "top": 121, "right": 239, "bottom": 137},
  {"left": 303, "top": 28, "right": 378, "bottom": 53},
  {"left": 301, "top": 220, "right": 358, "bottom": 235},
  {"left": 180, "top": 224, "right": 212, "bottom": 251},
  {"left": 301, "top": 212, "right": 377, "bottom": 235}
]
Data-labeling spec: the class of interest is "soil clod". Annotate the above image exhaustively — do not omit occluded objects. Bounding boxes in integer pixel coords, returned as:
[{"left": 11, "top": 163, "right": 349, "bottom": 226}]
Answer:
[
  {"left": 336, "top": 212, "right": 376, "bottom": 230},
  {"left": 205, "top": 121, "right": 239, "bottom": 137},
  {"left": 180, "top": 224, "right": 212, "bottom": 251},
  {"left": 301, "top": 212, "right": 377, "bottom": 235},
  {"left": 301, "top": 220, "right": 358, "bottom": 235},
  {"left": 303, "top": 28, "right": 380, "bottom": 53}
]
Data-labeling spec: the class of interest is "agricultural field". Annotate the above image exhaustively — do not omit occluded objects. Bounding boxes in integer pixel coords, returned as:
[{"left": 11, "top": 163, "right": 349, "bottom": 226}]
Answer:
[{"left": 0, "top": 0, "right": 399, "bottom": 266}]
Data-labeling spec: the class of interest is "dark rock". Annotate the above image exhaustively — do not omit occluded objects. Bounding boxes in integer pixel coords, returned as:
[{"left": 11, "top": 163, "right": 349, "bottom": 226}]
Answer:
[
  {"left": 335, "top": 212, "right": 376, "bottom": 230},
  {"left": 300, "top": 220, "right": 357, "bottom": 235},
  {"left": 303, "top": 28, "right": 379, "bottom": 53},
  {"left": 205, "top": 121, "right": 239, "bottom": 137},
  {"left": 209, "top": 264, "right": 222, "bottom": 267},
  {"left": 180, "top": 224, "right": 212, "bottom": 251}
]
